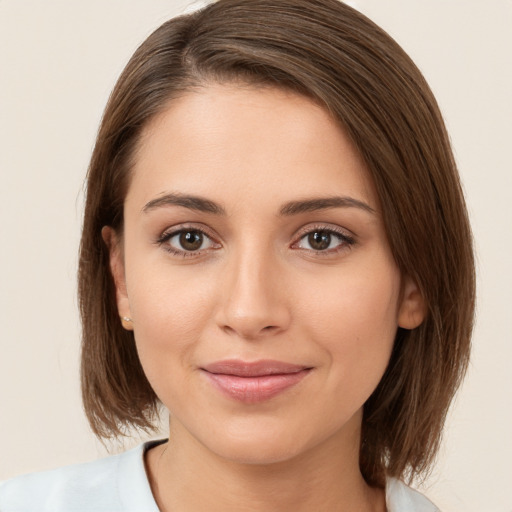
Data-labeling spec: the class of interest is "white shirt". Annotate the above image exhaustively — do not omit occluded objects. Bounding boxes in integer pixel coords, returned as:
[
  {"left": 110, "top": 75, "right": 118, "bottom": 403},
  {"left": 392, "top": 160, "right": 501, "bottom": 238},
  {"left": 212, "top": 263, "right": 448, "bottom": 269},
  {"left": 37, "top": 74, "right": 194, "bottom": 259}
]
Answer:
[{"left": 0, "top": 441, "right": 440, "bottom": 511}]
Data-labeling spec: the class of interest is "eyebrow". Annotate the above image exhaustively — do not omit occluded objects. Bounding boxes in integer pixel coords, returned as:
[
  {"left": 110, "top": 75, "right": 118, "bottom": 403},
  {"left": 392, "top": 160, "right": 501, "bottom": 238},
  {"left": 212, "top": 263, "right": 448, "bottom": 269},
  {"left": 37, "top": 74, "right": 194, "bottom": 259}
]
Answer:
[
  {"left": 142, "top": 193, "right": 375, "bottom": 216},
  {"left": 279, "top": 196, "right": 375, "bottom": 216},
  {"left": 143, "top": 193, "right": 226, "bottom": 215}
]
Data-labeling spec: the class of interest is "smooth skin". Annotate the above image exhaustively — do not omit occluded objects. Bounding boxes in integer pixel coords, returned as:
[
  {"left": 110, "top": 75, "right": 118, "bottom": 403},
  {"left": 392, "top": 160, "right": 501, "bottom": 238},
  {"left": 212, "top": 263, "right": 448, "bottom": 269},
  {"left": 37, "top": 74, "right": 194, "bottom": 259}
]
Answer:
[{"left": 104, "top": 84, "right": 425, "bottom": 512}]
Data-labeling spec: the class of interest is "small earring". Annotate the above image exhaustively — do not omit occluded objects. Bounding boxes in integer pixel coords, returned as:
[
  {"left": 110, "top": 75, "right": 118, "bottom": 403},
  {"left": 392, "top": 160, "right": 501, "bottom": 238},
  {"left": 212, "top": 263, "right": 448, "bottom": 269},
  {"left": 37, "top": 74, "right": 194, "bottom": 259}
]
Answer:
[{"left": 121, "top": 316, "right": 134, "bottom": 330}]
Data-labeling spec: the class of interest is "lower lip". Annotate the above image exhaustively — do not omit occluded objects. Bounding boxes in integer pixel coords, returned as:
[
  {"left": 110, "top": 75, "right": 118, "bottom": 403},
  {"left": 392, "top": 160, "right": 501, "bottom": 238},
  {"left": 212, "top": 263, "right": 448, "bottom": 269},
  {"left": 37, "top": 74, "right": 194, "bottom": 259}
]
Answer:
[{"left": 203, "top": 369, "right": 311, "bottom": 403}]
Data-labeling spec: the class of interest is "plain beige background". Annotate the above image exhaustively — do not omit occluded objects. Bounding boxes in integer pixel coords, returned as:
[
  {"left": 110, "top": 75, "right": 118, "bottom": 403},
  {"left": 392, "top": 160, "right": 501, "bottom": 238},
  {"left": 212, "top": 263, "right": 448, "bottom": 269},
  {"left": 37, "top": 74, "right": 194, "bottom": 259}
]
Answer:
[{"left": 1, "top": 1, "right": 511, "bottom": 510}]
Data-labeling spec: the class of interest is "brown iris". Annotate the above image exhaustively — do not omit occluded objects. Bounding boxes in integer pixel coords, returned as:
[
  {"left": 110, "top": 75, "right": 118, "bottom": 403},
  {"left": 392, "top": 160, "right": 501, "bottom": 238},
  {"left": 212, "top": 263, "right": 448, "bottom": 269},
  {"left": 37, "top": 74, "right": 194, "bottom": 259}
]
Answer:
[
  {"left": 179, "top": 231, "right": 203, "bottom": 251},
  {"left": 308, "top": 231, "right": 332, "bottom": 250}
]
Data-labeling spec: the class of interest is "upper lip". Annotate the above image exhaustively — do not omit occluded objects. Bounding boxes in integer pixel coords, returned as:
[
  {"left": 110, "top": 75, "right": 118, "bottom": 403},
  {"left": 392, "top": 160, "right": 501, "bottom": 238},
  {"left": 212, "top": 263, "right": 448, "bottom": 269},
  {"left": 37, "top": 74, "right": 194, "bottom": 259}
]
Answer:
[{"left": 202, "top": 359, "right": 311, "bottom": 377}]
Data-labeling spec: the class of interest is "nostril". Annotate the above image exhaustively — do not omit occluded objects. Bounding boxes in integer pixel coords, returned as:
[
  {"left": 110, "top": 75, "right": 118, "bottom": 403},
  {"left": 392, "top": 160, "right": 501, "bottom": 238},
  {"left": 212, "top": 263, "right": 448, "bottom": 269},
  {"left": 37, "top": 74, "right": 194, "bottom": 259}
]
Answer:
[
  {"left": 221, "top": 325, "right": 236, "bottom": 335},
  {"left": 219, "top": 323, "right": 281, "bottom": 339}
]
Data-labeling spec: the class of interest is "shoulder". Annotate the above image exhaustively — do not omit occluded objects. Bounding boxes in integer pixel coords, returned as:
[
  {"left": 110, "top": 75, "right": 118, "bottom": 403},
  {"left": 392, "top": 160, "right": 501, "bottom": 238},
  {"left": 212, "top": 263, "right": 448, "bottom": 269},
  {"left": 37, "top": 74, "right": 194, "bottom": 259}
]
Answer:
[
  {"left": 0, "top": 442, "right": 161, "bottom": 512},
  {"left": 0, "top": 452, "right": 125, "bottom": 512},
  {"left": 386, "top": 477, "right": 441, "bottom": 512}
]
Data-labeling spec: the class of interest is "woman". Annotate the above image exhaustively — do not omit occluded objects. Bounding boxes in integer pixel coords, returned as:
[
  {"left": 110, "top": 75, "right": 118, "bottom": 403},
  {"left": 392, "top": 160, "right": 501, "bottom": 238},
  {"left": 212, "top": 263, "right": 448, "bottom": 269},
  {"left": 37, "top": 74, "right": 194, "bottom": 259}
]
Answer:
[{"left": 0, "top": 0, "right": 475, "bottom": 510}]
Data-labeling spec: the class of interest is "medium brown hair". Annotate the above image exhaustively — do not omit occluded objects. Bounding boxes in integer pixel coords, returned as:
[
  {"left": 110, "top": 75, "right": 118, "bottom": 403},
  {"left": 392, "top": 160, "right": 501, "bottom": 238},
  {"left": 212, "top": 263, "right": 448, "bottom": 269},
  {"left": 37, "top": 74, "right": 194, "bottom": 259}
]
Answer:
[{"left": 78, "top": 0, "right": 475, "bottom": 486}]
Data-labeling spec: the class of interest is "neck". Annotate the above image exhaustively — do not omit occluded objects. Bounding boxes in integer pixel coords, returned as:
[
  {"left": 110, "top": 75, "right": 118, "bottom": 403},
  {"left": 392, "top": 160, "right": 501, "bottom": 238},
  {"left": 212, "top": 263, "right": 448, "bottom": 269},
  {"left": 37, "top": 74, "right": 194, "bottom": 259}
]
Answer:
[{"left": 145, "top": 416, "right": 386, "bottom": 512}]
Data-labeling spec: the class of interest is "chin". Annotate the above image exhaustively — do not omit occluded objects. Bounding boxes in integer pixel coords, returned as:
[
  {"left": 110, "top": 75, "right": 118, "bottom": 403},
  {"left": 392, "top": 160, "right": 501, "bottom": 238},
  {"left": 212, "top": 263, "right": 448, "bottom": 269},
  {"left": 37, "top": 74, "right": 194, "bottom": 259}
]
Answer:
[
  {"left": 213, "top": 437, "right": 306, "bottom": 466},
  {"left": 198, "top": 414, "right": 341, "bottom": 467},
  {"left": 183, "top": 415, "right": 303, "bottom": 465}
]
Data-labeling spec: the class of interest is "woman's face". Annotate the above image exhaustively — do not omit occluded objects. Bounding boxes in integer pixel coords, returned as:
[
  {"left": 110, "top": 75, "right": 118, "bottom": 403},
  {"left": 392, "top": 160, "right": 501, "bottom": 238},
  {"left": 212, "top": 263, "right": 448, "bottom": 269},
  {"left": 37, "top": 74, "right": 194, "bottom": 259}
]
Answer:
[{"left": 108, "top": 84, "right": 423, "bottom": 464}]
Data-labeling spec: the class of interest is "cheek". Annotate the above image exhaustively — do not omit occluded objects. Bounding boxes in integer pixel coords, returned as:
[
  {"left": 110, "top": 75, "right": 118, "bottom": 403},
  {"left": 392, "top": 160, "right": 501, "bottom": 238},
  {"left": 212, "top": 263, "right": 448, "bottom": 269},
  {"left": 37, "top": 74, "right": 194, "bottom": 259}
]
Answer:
[
  {"left": 127, "top": 246, "right": 216, "bottom": 326},
  {"left": 297, "top": 263, "right": 400, "bottom": 390},
  {"left": 299, "top": 259, "right": 400, "bottom": 333},
  {"left": 124, "top": 259, "right": 218, "bottom": 391}
]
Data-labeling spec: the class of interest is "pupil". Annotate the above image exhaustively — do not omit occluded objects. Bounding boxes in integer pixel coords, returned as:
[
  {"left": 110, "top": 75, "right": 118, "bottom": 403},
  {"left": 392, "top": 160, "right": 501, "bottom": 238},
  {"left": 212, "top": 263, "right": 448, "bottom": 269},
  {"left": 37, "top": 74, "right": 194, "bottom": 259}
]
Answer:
[
  {"left": 180, "top": 231, "right": 203, "bottom": 251},
  {"left": 309, "top": 231, "right": 331, "bottom": 250}
]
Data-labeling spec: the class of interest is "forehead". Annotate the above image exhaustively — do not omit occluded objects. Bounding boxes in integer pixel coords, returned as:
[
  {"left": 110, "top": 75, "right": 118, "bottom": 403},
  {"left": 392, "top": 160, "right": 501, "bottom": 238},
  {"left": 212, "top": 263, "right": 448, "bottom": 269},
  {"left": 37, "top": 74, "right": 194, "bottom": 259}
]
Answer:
[{"left": 127, "top": 84, "right": 378, "bottom": 212}]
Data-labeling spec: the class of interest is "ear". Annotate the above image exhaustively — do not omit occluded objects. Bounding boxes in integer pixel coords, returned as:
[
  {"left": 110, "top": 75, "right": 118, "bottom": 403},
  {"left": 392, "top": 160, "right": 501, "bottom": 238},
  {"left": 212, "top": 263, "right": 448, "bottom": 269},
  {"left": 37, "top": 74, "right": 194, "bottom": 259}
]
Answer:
[
  {"left": 102, "top": 226, "right": 133, "bottom": 331},
  {"left": 397, "top": 276, "right": 426, "bottom": 330}
]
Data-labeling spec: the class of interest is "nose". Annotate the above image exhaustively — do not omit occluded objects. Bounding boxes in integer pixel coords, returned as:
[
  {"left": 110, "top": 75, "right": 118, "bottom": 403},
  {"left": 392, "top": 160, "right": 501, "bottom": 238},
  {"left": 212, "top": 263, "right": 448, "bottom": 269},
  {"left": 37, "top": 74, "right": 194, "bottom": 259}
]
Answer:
[{"left": 215, "top": 247, "right": 291, "bottom": 340}]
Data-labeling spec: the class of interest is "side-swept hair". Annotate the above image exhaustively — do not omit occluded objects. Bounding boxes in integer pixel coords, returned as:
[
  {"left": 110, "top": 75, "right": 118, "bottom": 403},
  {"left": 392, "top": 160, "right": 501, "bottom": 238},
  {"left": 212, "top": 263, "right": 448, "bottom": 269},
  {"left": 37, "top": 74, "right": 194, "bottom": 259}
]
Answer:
[{"left": 78, "top": 0, "right": 475, "bottom": 486}]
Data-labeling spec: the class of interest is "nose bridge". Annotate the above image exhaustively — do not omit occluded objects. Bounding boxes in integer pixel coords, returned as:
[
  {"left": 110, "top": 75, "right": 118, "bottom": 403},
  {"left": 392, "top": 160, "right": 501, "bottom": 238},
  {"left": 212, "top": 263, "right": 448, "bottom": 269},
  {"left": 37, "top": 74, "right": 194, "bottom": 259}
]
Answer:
[{"left": 217, "top": 238, "right": 289, "bottom": 338}]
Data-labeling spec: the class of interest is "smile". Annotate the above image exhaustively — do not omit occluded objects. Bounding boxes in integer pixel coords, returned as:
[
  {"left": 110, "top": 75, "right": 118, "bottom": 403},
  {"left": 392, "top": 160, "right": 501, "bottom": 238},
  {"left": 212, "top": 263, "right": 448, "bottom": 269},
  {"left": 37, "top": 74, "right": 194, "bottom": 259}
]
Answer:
[{"left": 201, "top": 360, "right": 313, "bottom": 403}]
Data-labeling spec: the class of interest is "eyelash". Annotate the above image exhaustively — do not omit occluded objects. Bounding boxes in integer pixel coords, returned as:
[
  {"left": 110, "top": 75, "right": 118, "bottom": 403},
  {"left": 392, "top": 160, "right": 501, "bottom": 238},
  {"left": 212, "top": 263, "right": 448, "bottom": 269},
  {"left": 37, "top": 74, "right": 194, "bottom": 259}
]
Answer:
[
  {"left": 156, "top": 224, "right": 356, "bottom": 258},
  {"left": 292, "top": 224, "right": 356, "bottom": 256},
  {"left": 156, "top": 224, "right": 220, "bottom": 258}
]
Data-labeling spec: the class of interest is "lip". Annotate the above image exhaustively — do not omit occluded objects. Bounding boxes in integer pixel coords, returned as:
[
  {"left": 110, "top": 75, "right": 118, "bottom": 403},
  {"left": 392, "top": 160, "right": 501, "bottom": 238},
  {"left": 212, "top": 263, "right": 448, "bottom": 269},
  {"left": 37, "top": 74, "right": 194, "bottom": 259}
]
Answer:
[{"left": 201, "top": 359, "right": 312, "bottom": 403}]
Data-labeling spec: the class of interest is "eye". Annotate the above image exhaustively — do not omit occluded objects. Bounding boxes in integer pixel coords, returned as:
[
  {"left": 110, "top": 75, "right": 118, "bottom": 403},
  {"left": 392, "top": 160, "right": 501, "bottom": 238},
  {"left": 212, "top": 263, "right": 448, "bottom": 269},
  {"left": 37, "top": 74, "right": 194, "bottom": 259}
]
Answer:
[
  {"left": 294, "top": 228, "right": 355, "bottom": 253},
  {"left": 171, "top": 230, "right": 209, "bottom": 251},
  {"left": 158, "top": 227, "right": 219, "bottom": 256}
]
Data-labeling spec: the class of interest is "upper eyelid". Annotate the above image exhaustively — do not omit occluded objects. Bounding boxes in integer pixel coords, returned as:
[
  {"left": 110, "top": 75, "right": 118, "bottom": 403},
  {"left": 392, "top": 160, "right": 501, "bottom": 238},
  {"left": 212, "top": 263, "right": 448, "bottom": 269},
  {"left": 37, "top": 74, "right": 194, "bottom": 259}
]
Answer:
[
  {"left": 159, "top": 223, "right": 218, "bottom": 241},
  {"left": 293, "top": 223, "right": 355, "bottom": 240}
]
